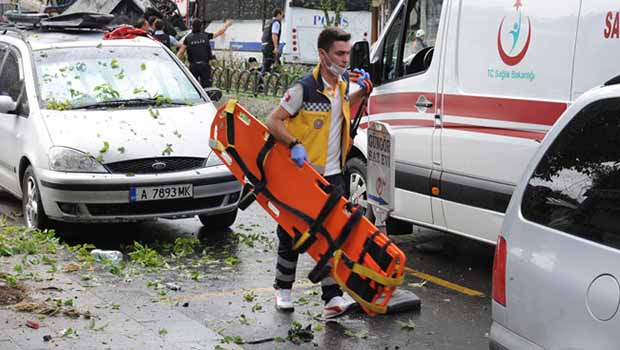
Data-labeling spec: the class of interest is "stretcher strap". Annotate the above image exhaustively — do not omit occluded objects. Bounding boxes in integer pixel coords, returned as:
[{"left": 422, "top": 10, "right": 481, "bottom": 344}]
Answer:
[
  {"left": 358, "top": 231, "right": 394, "bottom": 272},
  {"left": 335, "top": 249, "right": 404, "bottom": 287},
  {"left": 332, "top": 249, "right": 388, "bottom": 315},
  {"left": 307, "top": 207, "right": 364, "bottom": 283},
  {"left": 292, "top": 185, "right": 343, "bottom": 253}
]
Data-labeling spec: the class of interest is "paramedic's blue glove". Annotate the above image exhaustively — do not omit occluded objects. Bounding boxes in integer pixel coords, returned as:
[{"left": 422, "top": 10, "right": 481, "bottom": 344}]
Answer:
[
  {"left": 291, "top": 144, "right": 308, "bottom": 168},
  {"left": 351, "top": 68, "right": 373, "bottom": 94}
]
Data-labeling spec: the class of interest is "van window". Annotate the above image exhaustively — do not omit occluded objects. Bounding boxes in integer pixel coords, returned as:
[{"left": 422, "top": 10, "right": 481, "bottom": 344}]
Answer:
[
  {"left": 380, "top": 7, "right": 405, "bottom": 83},
  {"left": 402, "top": 0, "right": 443, "bottom": 76},
  {"left": 521, "top": 98, "right": 620, "bottom": 250}
]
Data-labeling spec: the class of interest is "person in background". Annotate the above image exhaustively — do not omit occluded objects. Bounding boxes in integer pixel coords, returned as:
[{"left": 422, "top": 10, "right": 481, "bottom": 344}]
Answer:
[
  {"left": 152, "top": 18, "right": 179, "bottom": 50},
  {"left": 134, "top": 17, "right": 150, "bottom": 32},
  {"left": 177, "top": 18, "right": 232, "bottom": 87},
  {"left": 147, "top": 16, "right": 158, "bottom": 33},
  {"left": 261, "top": 8, "right": 283, "bottom": 74}
]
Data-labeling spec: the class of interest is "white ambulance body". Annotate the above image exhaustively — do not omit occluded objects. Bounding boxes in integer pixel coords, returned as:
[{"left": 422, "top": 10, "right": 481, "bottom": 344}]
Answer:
[{"left": 351, "top": 0, "right": 620, "bottom": 244}]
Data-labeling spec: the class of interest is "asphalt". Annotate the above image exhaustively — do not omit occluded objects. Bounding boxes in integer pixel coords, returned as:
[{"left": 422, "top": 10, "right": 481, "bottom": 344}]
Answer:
[{"left": 0, "top": 189, "right": 494, "bottom": 349}]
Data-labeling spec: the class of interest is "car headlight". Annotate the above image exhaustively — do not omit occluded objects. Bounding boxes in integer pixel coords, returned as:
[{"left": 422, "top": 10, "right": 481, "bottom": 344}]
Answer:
[
  {"left": 49, "top": 147, "right": 108, "bottom": 173},
  {"left": 204, "top": 151, "right": 224, "bottom": 167}
]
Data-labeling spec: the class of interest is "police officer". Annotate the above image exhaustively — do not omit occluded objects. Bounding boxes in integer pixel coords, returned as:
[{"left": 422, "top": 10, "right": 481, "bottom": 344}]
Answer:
[
  {"left": 177, "top": 18, "right": 232, "bottom": 87},
  {"left": 261, "top": 8, "right": 283, "bottom": 74},
  {"left": 152, "top": 18, "right": 179, "bottom": 50},
  {"left": 265, "top": 27, "right": 373, "bottom": 319}
]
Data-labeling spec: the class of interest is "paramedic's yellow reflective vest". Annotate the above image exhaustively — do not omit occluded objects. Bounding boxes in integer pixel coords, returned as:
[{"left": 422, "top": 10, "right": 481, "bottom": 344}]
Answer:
[{"left": 285, "top": 64, "right": 351, "bottom": 175}]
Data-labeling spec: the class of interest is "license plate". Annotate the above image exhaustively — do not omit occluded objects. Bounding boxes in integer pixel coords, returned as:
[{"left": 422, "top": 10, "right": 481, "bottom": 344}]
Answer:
[{"left": 130, "top": 184, "right": 193, "bottom": 202}]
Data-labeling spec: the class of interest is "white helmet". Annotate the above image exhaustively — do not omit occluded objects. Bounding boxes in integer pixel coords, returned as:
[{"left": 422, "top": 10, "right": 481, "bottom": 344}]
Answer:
[{"left": 415, "top": 29, "right": 426, "bottom": 38}]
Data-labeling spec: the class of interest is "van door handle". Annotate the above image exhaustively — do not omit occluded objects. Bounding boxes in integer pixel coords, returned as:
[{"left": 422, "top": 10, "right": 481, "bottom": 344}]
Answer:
[{"left": 415, "top": 101, "right": 433, "bottom": 108}]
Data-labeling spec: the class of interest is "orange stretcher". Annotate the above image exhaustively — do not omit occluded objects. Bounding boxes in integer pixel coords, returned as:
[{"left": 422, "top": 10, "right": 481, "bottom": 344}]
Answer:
[{"left": 209, "top": 100, "right": 406, "bottom": 316}]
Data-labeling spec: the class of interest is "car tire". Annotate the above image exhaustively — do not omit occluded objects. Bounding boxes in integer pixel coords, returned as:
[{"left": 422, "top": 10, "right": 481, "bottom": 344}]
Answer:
[
  {"left": 345, "top": 157, "right": 376, "bottom": 223},
  {"left": 386, "top": 216, "right": 413, "bottom": 235},
  {"left": 22, "top": 166, "right": 49, "bottom": 230},
  {"left": 198, "top": 209, "right": 238, "bottom": 229}
]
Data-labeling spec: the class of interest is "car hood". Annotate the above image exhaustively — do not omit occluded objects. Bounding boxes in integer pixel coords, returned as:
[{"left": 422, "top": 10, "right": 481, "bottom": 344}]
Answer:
[{"left": 42, "top": 103, "right": 219, "bottom": 164}]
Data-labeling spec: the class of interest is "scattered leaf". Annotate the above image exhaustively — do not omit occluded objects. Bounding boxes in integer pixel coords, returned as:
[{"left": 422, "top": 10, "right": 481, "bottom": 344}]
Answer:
[{"left": 396, "top": 319, "right": 416, "bottom": 331}]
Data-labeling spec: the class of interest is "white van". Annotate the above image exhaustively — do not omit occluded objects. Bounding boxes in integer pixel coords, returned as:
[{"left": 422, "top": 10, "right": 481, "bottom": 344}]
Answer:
[{"left": 348, "top": 0, "right": 620, "bottom": 244}]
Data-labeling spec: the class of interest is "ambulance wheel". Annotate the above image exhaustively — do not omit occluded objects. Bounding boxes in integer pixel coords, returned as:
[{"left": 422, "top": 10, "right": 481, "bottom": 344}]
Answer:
[
  {"left": 346, "top": 157, "right": 376, "bottom": 222},
  {"left": 198, "top": 209, "right": 238, "bottom": 229}
]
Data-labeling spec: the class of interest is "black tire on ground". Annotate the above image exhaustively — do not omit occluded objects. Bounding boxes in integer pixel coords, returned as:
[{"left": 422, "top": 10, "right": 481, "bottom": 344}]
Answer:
[
  {"left": 345, "top": 157, "right": 375, "bottom": 223},
  {"left": 198, "top": 209, "right": 238, "bottom": 229},
  {"left": 386, "top": 217, "right": 414, "bottom": 236},
  {"left": 21, "top": 165, "right": 50, "bottom": 230}
]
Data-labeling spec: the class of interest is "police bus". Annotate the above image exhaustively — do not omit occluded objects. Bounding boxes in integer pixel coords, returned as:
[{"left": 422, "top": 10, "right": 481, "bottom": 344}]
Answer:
[{"left": 206, "top": 0, "right": 370, "bottom": 65}]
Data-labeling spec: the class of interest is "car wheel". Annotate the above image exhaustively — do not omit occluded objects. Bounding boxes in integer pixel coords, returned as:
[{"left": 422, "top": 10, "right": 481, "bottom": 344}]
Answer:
[
  {"left": 346, "top": 157, "right": 375, "bottom": 222},
  {"left": 22, "top": 166, "right": 49, "bottom": 230},
  {"left": 198, "top": 209, "right": 238, "bottom": 230}
]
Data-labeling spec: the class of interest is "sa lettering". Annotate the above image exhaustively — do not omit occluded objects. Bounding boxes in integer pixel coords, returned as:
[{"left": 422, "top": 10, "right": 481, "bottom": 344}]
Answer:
[{"left": 604, "top": 11, "right": 620, "bottom": 39}]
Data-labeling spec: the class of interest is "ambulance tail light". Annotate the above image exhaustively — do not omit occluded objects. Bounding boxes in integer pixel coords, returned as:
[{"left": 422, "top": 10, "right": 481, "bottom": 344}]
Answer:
[{"left": 492, "top": 235, "right": 507, "bottom": 306}]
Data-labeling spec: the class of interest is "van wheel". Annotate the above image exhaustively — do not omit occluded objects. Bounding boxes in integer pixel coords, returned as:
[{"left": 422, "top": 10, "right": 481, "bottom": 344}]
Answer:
[
  {"left": 198, "top": 209, "right": 238, "bottom": 230},
  {"left": 346, "top": 157, "right": 375, "bottom": 222},
  {"left": 22, "top": 166, "right": 49, "bottom": 230},
  {"left": 386, "top": 217, "right": 413, "bottom": 236}
]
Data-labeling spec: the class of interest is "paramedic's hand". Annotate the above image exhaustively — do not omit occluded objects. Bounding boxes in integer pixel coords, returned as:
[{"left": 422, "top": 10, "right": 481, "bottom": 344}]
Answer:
[
  {"left": 351, "top": 68, "right": 373, "bottom": 95},
  {"left": 291, "top": 144, "right": 308, "bottom": 167}
]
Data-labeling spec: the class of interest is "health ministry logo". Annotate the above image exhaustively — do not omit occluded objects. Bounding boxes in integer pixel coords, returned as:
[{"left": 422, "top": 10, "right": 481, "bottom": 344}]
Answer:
[{"left": 497, "top": 0, "right": 532, "bottom": 66}]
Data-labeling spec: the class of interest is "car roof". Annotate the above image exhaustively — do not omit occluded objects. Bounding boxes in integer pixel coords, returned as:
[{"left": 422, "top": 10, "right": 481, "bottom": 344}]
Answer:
[{"left": 21, "top": 30, "right": 161, "bottom": 51}]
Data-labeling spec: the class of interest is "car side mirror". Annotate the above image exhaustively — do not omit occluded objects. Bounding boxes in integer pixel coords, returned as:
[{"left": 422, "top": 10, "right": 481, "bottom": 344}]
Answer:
[
  {"left": 204, "top": 87, "right": 222, "bottom": 103},
  {"left": 350, "top": 41, "right": 370, "bottom": 72},
  {"left": 0, "top": 95, "right": 17, "bottom": 114}
]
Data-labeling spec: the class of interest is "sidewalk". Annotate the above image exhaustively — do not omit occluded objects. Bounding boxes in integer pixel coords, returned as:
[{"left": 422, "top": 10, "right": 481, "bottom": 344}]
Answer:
[{"left": 0, "top": 222, "right": 240, "bottom": 350}]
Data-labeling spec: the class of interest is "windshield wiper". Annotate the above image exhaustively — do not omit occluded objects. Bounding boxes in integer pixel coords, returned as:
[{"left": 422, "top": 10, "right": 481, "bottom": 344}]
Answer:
[{"left": 70, "top": 98, "right": 190, "bottom": 110}]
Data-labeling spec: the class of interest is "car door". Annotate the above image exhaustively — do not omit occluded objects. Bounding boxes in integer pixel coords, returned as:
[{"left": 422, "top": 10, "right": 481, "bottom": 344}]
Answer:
[
  {"left": 368, "top": 0, "right": 446, "bottom": 228},
  {"left": 507, "top": 97, "right": 620, "bottom": 349},
  {"left": 0, "top": 45, "right": 29, "bottom": 195}
]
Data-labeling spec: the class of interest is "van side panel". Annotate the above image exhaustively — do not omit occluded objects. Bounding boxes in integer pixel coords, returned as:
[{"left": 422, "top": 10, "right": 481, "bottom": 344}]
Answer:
[
  {"left": 572, "top": 2, "right": 620, "bottom": 99},
  {"left": 438, "top": 0, "right": 579, "bottom": 242}
]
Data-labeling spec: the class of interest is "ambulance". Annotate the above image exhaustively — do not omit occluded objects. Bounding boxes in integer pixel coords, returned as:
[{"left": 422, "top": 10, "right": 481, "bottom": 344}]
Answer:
[{"left": 348, "top": 0, "right": 620, "bottom": 244}]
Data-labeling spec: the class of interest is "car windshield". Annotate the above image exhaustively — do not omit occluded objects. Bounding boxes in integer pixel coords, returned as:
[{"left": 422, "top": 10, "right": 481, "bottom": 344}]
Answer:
[{"left": 33, "top": 45, "right": 205, "bottom": 110}]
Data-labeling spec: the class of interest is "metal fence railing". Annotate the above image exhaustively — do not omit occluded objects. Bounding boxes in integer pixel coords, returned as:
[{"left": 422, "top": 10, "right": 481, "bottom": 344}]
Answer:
[
  {"left": 209, "top": 58, "right": 308, "bottom": 97},
  {"left": 211, "top": 67, "right": 301, "bottom": 97}
]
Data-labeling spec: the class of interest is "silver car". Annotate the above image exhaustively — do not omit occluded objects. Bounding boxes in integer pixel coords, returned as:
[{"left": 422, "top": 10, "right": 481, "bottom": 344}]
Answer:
[
  {"left": 0, "top": 22, "right": 240, "bottom": 229},
  {"left": 490, "top": 82, "right": 620, "bottom": 349}
]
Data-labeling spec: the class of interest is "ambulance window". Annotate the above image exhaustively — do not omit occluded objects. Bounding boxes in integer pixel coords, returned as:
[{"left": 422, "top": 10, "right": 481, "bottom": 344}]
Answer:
[
  {"left": 402, "top": 0, "right": 443, "bottom": 76},
  {"left": 521, "top": 98, "right": 620, "bottom": 250},
  {"left": 380, "top": 8, "right": 405, "bottom": 83}
]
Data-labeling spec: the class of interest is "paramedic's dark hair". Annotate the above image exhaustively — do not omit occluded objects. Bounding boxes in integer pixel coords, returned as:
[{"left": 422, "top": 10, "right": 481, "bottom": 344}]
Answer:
[
  {"left": 192, "top": 18, "right": 203, "bottom": 33},
  {"left": 153, "top": 18, "right": 164, "bottom": 31},
  {"left": 273, "top": 8, "right": 283, "bottom": 17},
  {"left": 147, "top": 16, "right": 158, "bottom": 26},
  {"left": 317, "top": 27, "right": 351, "bottom": 52}
]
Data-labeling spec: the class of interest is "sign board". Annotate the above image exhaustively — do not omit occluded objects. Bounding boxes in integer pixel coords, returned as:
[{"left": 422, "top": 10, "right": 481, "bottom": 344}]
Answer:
[{"left": 367, "top": 121, "right": 395, "bottom": 211}]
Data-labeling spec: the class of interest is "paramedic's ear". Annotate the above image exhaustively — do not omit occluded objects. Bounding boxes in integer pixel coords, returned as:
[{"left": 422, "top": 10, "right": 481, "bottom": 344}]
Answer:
[{"left": 318, "top": 48, "right": 328, "bottom": 65}]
